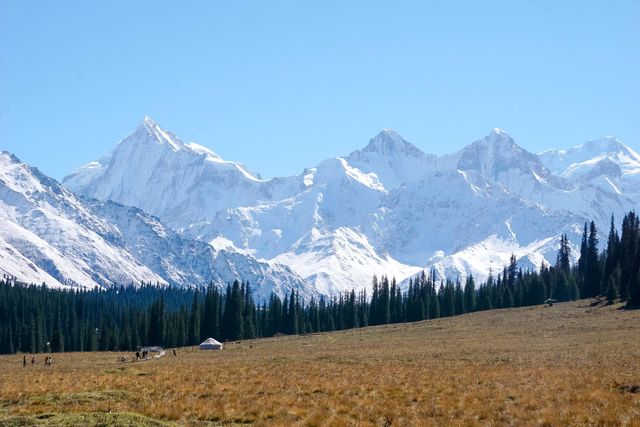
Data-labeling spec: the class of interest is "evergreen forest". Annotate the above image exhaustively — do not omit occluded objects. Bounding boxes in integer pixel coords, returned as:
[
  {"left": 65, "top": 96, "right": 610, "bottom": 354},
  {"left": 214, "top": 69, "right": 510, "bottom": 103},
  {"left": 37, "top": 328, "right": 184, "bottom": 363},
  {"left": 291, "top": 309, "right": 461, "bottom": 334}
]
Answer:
[{"left": 1, "top": 212, "right": 639, "bottom": 355}]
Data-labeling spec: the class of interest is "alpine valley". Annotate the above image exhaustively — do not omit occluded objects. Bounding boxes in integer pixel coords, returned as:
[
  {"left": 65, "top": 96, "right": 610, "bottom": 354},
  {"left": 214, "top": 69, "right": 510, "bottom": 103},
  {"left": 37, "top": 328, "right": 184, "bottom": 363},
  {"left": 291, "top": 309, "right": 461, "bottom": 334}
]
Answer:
[{"left": 2, "top": 117, "right": 638, "bottom": 298}]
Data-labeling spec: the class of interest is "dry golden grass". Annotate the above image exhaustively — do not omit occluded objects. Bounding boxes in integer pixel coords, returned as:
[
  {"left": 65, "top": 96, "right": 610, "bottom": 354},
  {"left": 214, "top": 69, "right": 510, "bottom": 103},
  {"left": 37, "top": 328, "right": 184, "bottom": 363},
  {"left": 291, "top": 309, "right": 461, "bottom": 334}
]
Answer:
[{"left": 1, "top": 300, "right": 640, "bottom": 426}]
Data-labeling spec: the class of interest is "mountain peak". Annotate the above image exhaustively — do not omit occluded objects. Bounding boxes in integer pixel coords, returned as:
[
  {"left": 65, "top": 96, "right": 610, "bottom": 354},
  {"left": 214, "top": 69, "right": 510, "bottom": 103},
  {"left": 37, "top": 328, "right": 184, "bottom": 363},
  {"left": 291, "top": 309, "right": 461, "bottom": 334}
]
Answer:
[
  {"left": 129, "top": 116, "right": 183, "bottom": 152},
  {"left": 485, "top": 128, "right": 515, "bottom": 144},
  {"left": 539, "top": 135, "right": 640, "bottom": 179},
  {"left": 578, "top": 136, "right": 630, "bottom": 156},
  {"left": 142, "top": 115, "right": 157, "bottom": 126},
  {"left": 0, "top": 150, "right": 21, "bottom": 165},
  {"left": 457, "top": 129, "right": 543, "bottom": 179},
  {"left": 136, "top": 115, "right": 161, "bottom": 134},
  {"left": 360, "top": 129, "right": 424, "bottom": 158}
]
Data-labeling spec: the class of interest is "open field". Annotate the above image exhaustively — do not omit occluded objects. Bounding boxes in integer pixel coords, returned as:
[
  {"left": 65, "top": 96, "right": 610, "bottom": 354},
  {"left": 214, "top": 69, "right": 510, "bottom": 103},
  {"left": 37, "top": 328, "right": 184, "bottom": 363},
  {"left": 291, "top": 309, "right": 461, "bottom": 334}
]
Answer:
[{"left": 1, "top": 300, "right": 639, "bottom": 426}]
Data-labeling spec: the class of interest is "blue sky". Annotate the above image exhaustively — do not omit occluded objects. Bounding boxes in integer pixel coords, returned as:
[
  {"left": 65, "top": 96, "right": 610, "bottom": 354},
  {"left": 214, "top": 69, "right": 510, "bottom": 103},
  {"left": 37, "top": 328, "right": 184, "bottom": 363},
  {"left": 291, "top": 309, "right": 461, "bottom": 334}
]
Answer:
[{"left": 1, "top": 1, "right": 638, "bottom": 180}]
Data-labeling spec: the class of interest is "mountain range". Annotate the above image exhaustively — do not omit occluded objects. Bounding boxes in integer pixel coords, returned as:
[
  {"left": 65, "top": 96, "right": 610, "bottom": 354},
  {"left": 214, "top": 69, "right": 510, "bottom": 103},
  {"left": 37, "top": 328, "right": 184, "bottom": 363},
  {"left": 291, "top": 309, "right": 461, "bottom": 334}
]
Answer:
[{"left": 2, "top": 117, "right": 638, "bottom": 298}]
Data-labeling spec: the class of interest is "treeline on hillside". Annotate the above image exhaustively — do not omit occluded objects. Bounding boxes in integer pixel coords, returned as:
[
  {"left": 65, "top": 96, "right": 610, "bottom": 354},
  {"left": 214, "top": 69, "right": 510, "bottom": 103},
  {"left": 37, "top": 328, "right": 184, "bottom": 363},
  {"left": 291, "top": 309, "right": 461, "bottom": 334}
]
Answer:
[{"left": 1, "top": 211, "right": 639, "bottom": 355}]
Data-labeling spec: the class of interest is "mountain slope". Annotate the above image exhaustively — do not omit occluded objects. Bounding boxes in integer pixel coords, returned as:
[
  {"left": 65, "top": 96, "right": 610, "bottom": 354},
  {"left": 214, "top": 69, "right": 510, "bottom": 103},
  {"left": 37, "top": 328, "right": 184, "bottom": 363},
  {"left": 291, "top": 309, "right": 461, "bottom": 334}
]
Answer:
[
  {"left": 63, "top": 116, "right": 301, "bottom": 230},
  {"left": 0, "top": 151, "right": 311, "bottom": 299},
  {"left": 1, "top": 152, "right": 162, "bottom": 288},
  {"left": 62, "top": 118, "right": 638, "bottom": 291}
]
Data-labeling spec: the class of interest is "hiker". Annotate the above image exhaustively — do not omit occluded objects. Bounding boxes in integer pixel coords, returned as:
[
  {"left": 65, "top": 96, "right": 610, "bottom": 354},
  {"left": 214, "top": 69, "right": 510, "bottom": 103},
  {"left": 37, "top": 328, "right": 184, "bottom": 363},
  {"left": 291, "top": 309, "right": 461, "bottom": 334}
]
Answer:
[
  {"left": 31, "top": 356, "right": 35, "bottom": 366},
  {"left": 23, "top": 355, "right": 26, "bottom": 367},
  {"left": 136, "top": 351, "right": 140, "bottom": 360},
  {"left": 44, "top": 357, "right": 48, "bottom": 367},
  {"left": 173, "top": 349, "right": 176, "bottom": 356},
  {"left": 48, "top": 356, "right": 53, "bottom": 366}
]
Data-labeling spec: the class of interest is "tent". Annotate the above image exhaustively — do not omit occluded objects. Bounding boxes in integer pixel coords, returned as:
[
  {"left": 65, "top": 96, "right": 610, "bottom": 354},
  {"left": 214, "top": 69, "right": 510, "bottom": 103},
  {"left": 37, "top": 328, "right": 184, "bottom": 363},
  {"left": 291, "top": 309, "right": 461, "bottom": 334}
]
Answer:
[{"left": 199, "top": 338, "right": 223, "bottom": 350}]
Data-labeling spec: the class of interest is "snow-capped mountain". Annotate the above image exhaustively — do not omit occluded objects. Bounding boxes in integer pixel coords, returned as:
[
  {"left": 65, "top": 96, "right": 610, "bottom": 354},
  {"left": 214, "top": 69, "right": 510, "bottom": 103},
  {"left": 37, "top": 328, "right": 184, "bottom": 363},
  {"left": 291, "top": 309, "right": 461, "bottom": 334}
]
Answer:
[
  {"left": 539, "top": 136, "right": 640, "bottom": 178},
  {"left": 58, "top": 118, "right": 638, "bottom": 293},
  {"left": 345, "top": 129, "right": 444, "bottom": 190},
  {"left": 0, "top": 151, "right": 310, "bottom": 300},
  {"left": 63, "top": 116, "right": 301, "bottom": 231},
  {"left": 539, "top": 137, "right": 640, "bottom": 198}
]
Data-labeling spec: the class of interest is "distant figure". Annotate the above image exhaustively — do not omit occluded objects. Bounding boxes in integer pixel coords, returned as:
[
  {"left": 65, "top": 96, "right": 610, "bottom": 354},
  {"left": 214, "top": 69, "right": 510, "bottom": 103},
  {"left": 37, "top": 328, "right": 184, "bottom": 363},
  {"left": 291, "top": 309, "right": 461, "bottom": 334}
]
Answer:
[
  {"left": 173, "top": 349, "right": 176, "bottom": 356},
  {"left": 48, "top": 356, "right": 53, "bottom": 366},
  {"left": 136, "top": 351, "right": 140, "bottom": 360},
  {"left": 44, "top": 357, "right": 48, "bottom": 367},
  {"left": 23, "top": 355, "right": 26, "bottom": 367},
  {"left": 31, "top": 356, "right": 35, "bottom": 366}
]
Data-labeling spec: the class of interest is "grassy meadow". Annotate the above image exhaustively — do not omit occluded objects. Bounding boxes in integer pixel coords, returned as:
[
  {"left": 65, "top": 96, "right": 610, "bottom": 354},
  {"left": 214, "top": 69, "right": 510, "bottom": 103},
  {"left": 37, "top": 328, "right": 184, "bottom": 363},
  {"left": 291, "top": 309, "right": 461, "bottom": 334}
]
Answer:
[{"left": 1, "top": 299, "right": 639, "bottom": 426}]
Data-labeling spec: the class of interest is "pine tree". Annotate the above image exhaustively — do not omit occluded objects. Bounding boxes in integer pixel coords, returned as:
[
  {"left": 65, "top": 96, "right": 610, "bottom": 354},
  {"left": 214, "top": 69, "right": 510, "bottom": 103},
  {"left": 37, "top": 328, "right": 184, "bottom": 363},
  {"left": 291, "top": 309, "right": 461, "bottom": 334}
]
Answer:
[
  {"left": 578, "top": 223, "right": 589, "bottom": 296},
  {"left": 369, "top": 275, "right": 379, "bottom": 325},
  {"left": 556, "top": 234, "right": 571, "bottom": 274},
  {"left": 585, "top": 221, "right": 601, "bottom": 297},
  {"left": 602, "top": 216, "right": 620, "bottom": 292},
  {"left": 221, "top": 281, "right": 244, "bottom": 341},
  {"left": 554, "top": 272, "right": 569, "bottom": 302},
  {"left": 188, "top": 291, "right": 201, "bottom": 345},
  {"left": 503, "top": 285, "right": 514, "bottom": 308},
  {"left": 605, "top": 276, "right": 619, "bottom": 305},
  {"left": 443, "top": 281, "right": 455, "bottom": 316},
  {"left": 147, "top": 298, "right": 165, "bottom": 346},
  {"left": 507, "top": 254, "right": 518, "bottom": 291},
  {"left": 620, "top": 212, "right": 640, "bottom": 306},
  {"left": 243, "top": 282, "right": 257, "bottom": 339},
  {"left": 429, "top": 280, "right": 440, "bottom": 319},
  {"left": 454, "top": 280, "right": 465, "bottom": 315},
  {"left": 202, "top": 284, "right": 220, "bottom": 340},
  {"left": 51, "top": 316, "right": 64, "bottom": 353},
  {"left": 464, "top": 275, "right": 477, "bottom": 312}
]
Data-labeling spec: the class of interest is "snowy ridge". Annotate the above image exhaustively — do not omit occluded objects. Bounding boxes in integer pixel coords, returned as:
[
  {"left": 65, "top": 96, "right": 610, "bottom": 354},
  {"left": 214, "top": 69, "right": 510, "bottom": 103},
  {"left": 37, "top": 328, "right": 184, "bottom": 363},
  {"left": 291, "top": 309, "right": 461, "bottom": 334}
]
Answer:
[
  {"left": 63, "top": 116, "right": 268, "bottom": 229},
  {"left": 0, "top": 151, "right": 311, "bottom": 299},
  {"left": 48, "top": 118, "right": 640, "bottom": 292}
]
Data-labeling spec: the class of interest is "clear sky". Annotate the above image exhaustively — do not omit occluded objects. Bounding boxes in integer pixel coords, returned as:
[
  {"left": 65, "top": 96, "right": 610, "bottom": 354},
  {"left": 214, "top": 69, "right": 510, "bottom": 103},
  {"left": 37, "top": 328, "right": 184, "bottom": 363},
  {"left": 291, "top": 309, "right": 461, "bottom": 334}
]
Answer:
[{"left": 1, "top": 1, "right": 638, "bottom": 180}]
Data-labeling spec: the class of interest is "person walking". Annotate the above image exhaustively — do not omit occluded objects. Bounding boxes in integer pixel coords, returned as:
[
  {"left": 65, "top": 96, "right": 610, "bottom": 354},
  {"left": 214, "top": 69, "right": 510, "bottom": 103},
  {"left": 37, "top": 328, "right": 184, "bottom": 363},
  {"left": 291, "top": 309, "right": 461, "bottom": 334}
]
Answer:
[
  {"left": 31, "top": 356, "right": 35, "bottom": 366},
  {"left": 23, "top": 355, "right": 26, "bottom": 367}
]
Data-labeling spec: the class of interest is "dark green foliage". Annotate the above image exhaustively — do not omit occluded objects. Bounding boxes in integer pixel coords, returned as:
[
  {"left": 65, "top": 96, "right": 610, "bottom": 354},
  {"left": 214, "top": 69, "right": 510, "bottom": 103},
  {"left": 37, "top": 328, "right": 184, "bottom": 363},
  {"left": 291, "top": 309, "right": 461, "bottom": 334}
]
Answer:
[
  {"left": 1, "top": 211, "right": 639, "bottom": 355},
  {"left": 464, "top": 275, "right": 476, "bottom": 313},
  {"left": 606, "top": 276, "right": 619, "bottom": 305},
  {"left": 221, "top": 281, "right": 244, "bottom": 341},
  {"left": 620, "top": 212, "right": 640, "bottom": 307}
]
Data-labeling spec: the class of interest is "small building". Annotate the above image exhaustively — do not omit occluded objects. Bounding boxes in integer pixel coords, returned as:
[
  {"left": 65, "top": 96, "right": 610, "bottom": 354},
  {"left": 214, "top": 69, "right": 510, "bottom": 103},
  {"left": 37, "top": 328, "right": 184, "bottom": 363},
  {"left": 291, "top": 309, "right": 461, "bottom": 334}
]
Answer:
[{"left": 199, "top": 338, "right": 223, "bottom": 350}]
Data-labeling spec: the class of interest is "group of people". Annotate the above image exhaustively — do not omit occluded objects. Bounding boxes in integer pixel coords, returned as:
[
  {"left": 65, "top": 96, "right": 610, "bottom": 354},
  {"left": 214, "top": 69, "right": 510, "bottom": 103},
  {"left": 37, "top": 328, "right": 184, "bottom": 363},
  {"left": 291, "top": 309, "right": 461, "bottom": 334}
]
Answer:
[
  {"left": 133, "top": 348, "right": 176, "bottom": 361},
  {"left": 22, "top": 355, "right": 52, "bottom": 367},
  {"left": 135, "top": 349, "right": 149, "bottom": 360}
]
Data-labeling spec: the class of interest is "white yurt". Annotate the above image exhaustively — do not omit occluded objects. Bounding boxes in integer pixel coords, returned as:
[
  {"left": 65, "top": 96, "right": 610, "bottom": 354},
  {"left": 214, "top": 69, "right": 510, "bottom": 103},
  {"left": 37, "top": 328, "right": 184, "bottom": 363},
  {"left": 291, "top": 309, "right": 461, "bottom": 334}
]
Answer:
[{"left": 199, "top": 337, "right": 223, "bottom": 350}]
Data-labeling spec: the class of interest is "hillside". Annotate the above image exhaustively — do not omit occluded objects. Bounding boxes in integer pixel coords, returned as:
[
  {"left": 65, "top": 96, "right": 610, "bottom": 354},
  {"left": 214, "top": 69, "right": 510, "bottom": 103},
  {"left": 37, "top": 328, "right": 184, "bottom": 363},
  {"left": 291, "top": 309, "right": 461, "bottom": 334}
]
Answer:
[{"left": 1, "top": 300, "right": 639, "bottom": 425}]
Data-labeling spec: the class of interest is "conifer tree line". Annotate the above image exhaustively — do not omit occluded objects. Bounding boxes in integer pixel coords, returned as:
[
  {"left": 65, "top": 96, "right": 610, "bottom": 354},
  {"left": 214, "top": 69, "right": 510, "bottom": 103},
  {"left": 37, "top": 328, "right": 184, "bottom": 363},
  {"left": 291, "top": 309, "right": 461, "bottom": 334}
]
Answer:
[{"left": 1, "top": 211, "right": 639, "bottom": 354}]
